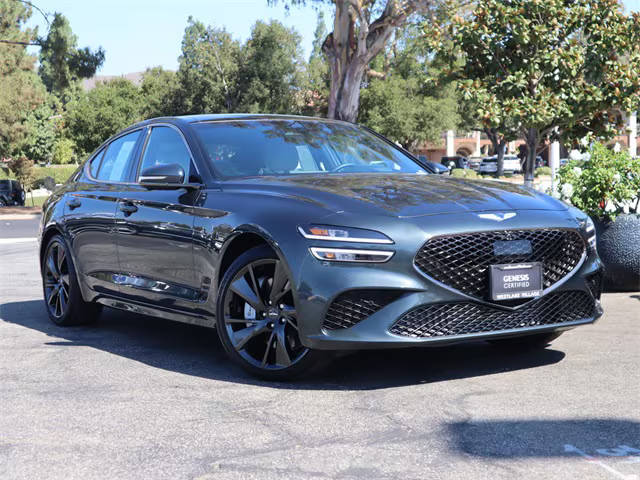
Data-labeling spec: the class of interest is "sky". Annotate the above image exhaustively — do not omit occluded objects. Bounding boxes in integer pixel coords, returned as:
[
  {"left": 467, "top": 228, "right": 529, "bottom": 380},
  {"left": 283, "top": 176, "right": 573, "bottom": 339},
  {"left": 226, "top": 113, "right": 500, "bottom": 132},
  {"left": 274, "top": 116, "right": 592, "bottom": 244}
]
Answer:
[{"left": 25, "top": 0, "right": 640, "bottom": 77}]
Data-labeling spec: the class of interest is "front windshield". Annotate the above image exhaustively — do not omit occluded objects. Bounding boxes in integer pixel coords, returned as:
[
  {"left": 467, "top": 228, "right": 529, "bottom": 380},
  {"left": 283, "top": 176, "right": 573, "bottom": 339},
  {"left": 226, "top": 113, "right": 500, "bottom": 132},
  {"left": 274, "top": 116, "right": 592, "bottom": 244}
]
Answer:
[{"left": 192, "top": 119, "right": 427, "bottom": 178}]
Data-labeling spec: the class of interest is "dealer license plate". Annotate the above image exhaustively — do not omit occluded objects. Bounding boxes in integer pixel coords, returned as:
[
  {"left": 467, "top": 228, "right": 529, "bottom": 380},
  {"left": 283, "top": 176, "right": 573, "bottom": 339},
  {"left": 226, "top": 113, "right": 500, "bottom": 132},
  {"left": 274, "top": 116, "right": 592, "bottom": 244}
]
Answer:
[{"left": 490, "top": 263, "right": 543, "bottom": 301}]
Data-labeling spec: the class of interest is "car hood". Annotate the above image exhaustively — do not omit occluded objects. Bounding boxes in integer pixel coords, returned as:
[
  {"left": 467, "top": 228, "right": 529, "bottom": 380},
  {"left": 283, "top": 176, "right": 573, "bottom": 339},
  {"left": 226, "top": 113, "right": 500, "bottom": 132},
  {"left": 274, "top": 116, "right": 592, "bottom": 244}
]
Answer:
[{"left": 221, "top": 173, "right": 567, "bottom": 217}]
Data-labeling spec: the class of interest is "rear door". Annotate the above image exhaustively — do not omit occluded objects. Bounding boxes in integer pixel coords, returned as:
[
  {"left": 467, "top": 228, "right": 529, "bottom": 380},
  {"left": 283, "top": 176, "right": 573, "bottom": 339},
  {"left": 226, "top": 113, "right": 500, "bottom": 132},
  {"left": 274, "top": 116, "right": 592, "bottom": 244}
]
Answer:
[
  {"left": 113, "top": 124, "right": 203, "bottom": 314},
  {"left": 64, "top": 129, "right": 143, "bottom": 296}
]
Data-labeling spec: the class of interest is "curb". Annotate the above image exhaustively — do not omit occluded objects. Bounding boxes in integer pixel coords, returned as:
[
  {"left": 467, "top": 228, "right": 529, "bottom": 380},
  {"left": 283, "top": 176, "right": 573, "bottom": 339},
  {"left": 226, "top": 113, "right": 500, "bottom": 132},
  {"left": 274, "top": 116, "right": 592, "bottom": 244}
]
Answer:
[{"left": 0, "top": 214, "right": 41, "bottom": 220}]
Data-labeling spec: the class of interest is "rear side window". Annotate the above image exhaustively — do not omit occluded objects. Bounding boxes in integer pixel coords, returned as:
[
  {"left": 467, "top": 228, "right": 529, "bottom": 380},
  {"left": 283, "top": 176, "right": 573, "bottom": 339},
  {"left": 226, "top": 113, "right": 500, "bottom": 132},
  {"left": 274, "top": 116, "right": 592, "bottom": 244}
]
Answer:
[
  {"left": 96, "top": 130, "right": 141, "bottom": 182},
  {"left": 138, "top": 126, "right": 193, "bottom": 182},
  {"left": 89, "top": 148, "right": 105, "bottom": 178}
]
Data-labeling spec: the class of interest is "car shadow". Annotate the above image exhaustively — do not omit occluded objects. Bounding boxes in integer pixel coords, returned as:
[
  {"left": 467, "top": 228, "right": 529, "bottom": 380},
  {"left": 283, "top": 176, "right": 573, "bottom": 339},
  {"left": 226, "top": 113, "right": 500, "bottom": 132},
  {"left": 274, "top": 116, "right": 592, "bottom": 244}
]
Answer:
[
  {"left": 446, "top": 419, "right": 640, "bottom": 459},
  {"left": 1, "top": 299, "right": 566, "bottom": 391}
]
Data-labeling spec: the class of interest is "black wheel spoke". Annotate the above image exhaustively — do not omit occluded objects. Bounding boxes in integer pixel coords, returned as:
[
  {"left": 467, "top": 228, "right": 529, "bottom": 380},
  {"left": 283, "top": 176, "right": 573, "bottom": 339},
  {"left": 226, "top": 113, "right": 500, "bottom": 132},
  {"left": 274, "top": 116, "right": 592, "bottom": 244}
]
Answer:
[
  {"left": 232, "top": 324, "right": 264, "bottom": 351},
  {"left": 60, "top": 274, "right": 70, "bottom": 288},
  {"left": 226, "top": 318, "right": 260, "bottom": 324},
  {"left": 47, "top": 254, "right": 59, "bottom": 280},
  {"left": 269, "top": 261, "right": 288, "bottom": 303},
  {"left": 230, "top": 275, "right": 264, "bottom": 311},
  {"left": 274, "top": 329, "right": 292, "bottom": 367},
  {"left": 56, "top": 246, "right": 66, "bottom": 273},
  {"left": 261, "top": 331, "right": 275, "bottom": 366}
]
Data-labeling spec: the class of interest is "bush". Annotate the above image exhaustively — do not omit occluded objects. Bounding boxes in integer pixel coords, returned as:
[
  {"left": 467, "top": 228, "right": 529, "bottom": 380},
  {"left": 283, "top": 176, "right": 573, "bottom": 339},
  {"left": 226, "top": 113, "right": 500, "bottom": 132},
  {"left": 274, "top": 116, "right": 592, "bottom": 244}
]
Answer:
[
  {"left": 557, "top": 143, "right": 640, "bottom": 220},
  {"left": 450, "top": 168, "right": 479, "bottom": 179},
  {"left": 51, "top": 138, "right": 75, "bottom": 165},
  {"left": 535, "top": 166, "right": 552, "bottom": 177}
]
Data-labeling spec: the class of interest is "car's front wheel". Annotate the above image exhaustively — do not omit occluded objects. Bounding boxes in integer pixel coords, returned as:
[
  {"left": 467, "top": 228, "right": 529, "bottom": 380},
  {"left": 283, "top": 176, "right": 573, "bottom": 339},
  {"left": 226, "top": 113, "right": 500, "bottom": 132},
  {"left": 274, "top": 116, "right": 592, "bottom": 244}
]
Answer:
[
  {"left": 42, "top": 235, "right": 102, "bottom": 326},
  {"left": 216, "top": 245, "right": 326, "bottom": 380}
]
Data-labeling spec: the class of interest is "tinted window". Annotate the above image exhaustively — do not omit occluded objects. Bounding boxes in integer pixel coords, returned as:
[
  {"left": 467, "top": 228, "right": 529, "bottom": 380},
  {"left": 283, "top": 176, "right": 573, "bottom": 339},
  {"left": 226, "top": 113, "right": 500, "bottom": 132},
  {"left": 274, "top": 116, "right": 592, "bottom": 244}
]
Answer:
[
  {"left": 139, "top": 126, "right": 193, "bottom": 182},
  {"left": 96, "top": 131, "right": 141, "bottom": 182},
  {"left": 89, "top": 148, "right": 106, "bottom": 178},
  {"left": 193, "top": 120, "right": 426, "bottom": 178},
  {"left": 0, "top": 180, "right": 10, "bottom": 191}
]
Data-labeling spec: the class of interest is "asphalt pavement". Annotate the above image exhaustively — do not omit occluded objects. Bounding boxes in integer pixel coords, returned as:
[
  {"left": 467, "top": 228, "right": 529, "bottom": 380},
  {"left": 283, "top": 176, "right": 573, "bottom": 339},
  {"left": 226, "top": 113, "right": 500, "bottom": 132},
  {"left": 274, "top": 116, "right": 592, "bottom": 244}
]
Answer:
[{"left": 0, "top": 218, "right": 639, "bottom": 480}]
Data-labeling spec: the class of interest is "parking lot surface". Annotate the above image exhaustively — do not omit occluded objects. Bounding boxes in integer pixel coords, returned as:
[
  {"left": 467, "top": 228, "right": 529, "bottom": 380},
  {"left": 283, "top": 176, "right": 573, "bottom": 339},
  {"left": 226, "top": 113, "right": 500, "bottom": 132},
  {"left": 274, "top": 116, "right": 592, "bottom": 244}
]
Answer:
[{"left": 1, "top": 220, "right": 639, "bottom": 479}]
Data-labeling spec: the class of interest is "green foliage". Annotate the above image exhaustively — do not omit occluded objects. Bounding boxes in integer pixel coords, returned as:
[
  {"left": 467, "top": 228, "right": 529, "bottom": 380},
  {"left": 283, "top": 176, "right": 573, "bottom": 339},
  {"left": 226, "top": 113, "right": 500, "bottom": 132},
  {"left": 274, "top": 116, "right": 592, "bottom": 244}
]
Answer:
[
  {"left": 7, "top": 156, "right": 36, "bottom": 191},
  {"left": 450, "top": 168, "right": 478, "bottom": 178},
  {"left": 434, "top": 0, "right": 640, "bottom": 183},
  {"left": 65, "top": 79, "right": 143, "bottom": 156},
  {"left": 557, "top": 143, "right": 640, "bottom": 220},
  {"left": 34, "top": 165, "right": 77, "bottom": 184},
  {"left": 238, "top": 20, "right": 305, "bottom": 113},
  {"left": 51, "top": 138, "right": 75, "bottom": 165},
  {"left": 302, "top": 11, "right": 329, "bottom": 116},
  {"left": 38, "top": 13, "right": 105, "bottom": 98},
  {"left": 14, "top": 98, "right": 63, "bottom": 164},
  {"left": 140, "top": 67, "right": 180, "bottom": 118},
  {"left": 535, "top": 166, "right": 552, "bottom": 177},
  {"left": 0, "top": 0, "right": 47, "bottom": 158},
  {"left": 359, "top": 24, "right": 459, "bottom": 150}
]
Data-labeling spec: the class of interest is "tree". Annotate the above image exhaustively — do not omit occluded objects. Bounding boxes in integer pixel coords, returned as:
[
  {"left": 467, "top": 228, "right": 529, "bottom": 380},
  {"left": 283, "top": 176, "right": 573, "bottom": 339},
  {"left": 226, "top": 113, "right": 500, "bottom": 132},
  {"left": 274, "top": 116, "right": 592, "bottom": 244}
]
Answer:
[
  {"left": 359, "top": 25, "right": 459, "bottom": 150},
  {"left": 303, "top": 12, "right": 330, "bottom": 116},
  {"left": 140, "top": 67, "right": 180, "bottom": 118},
  {"left": 237, "top": 20, "right": 305, "bottom": 113},
  {"left": 7, "top": 157, "right": 36, "bottom": 203},
  {"left": 175, "top": 17, "right": 305, "bottom": 115},
  {"left": 65, "top": 79, "right": 143, "bottom": 156},
  {"left": 436, "top": 0, "right": 640, "bottom": 186},
  {"left": 15, "top": 99, "right": 62, "bottom": 164},
  {"left": 0, "top": 0, "right": 46, "bottom": 158},
  {"left": 270, "top": 0, "right": 458, "bottom": 122},
  {"left": 38, "top": 13, "right": 105, "bottom": 100},
  {"left": 176, "top": 18, "right": 242, "bottom": 114},
  {"left": 51, "top": 138, "right": 75, "bottom": 164}
]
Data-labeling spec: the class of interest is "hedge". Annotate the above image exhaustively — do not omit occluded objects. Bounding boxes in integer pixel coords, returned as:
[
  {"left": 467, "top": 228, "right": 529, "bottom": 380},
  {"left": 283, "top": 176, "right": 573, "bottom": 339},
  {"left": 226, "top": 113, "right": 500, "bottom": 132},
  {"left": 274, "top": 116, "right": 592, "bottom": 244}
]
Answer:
[{"left": 0, "top": 165, "right": 78, "bottom": 186}]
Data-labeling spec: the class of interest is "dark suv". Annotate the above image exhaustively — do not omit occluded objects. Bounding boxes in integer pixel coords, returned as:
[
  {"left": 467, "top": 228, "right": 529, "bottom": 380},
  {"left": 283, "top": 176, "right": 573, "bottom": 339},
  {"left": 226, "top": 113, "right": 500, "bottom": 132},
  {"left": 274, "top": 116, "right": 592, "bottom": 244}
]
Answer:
[{"left": 0, "top": 180, "right": 25, "bottom": 207}]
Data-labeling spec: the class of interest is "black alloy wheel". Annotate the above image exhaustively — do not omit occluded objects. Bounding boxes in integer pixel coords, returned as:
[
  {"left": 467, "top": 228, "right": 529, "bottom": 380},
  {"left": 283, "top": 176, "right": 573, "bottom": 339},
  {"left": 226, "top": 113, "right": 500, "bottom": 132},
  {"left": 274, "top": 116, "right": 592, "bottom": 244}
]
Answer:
[
  {"left": 42, "top": 235, "right": 101, "bottom": 326},
  {"left": 44, "top": 240, "right": 71, "bottom": 319},
  {"left": 216, "top": 245, "right": 325, "bottom": 380}
]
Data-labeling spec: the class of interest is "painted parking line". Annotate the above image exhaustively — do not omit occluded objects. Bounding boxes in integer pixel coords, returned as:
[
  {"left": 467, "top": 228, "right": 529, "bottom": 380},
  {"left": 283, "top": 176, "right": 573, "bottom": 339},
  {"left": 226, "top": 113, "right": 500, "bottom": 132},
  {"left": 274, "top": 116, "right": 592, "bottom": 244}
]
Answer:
[{"left": 0, "top": 237, "right": 38, "bottom": 245}]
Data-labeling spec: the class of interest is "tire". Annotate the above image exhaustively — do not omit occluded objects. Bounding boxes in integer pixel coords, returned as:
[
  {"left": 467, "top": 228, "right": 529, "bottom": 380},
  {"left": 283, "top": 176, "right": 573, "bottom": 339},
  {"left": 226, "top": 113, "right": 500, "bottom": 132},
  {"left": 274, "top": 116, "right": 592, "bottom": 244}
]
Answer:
[
  {"left": 489, "top": 331, "right": 563, "bottom": 349},
  {"left": 42, "top": 234, "right": 102, "bottom": 326},
  {"left": 216, "top": 245, "right": 327, "bottom": 380}
]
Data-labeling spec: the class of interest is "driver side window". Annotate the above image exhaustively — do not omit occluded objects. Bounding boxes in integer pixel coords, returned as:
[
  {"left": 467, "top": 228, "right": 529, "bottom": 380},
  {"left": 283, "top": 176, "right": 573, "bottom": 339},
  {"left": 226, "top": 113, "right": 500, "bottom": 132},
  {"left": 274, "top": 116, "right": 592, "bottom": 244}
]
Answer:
[{"left": 138, "top": 126, "right": 195, "bottom": 183}]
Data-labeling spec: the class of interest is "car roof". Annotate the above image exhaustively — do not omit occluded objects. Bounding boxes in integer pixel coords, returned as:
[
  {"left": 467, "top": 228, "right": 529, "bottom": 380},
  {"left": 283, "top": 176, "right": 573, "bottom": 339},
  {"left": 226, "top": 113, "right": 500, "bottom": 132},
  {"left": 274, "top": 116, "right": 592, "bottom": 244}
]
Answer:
[{"left": 125, "top": 114, "right": 351, "bottom": 132}]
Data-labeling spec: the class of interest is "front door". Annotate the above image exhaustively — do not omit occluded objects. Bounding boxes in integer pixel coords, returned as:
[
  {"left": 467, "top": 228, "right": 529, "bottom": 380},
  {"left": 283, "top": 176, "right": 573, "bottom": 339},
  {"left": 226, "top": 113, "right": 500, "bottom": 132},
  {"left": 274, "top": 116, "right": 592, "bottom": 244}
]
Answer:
[
  {"left": 114, "top": 125, "right": 202, "bottom": 314},
  {"left": 64, "top": 129, "right": 143, "bottom": 297}
]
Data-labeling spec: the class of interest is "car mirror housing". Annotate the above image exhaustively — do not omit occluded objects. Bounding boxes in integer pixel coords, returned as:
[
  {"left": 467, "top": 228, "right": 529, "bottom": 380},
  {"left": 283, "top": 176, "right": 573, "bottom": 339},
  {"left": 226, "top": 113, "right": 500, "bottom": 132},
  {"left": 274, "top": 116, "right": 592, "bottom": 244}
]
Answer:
[{"left": 139, "top": 163, "right": 185, "bottom": 185}]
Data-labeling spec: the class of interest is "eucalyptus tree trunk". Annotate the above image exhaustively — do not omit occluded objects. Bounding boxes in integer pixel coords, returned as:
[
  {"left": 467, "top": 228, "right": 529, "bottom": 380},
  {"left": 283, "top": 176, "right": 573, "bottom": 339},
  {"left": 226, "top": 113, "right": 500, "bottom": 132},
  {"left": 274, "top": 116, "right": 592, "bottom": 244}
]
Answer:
[
  {"left": 322, "top": 0, "right": 431, "bottom": 122},
  {"left": 524, "top": 129, "right": 539, "bottom": 188}
]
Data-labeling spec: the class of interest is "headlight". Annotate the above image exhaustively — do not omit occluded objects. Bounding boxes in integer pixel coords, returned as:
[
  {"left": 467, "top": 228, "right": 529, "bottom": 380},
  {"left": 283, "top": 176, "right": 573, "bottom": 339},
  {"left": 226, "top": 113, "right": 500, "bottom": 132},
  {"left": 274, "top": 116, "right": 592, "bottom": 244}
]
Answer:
[
  {"left": 298, "top": 225, "right": 393, "bottom": 244},
  {"left": 310, "top": 247, "right": 394, "bottom": 263},
  {"left": 569, "top": 206, "right": 596, "bottom": 251},
  {"left": 584, "top": 215, "right": 597, "bottom": 251}
]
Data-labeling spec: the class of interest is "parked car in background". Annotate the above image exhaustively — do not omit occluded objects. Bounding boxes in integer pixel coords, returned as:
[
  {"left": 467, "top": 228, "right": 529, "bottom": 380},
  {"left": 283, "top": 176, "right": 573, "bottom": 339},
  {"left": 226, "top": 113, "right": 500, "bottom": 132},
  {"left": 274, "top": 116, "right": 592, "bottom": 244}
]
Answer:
[
  {"left": 0, "top": 180, "right": 25, "bottom": 207},
  {"left": 467, "top": 156, "right": 483, "bottom": 171},
  {"left": 479, "top": 154, "right": 523, "bottom": 174},
  {"left": 441, "top": 155, "right": 468, "bottom": 170},
  {"left": 39, "top": 114, "right": 603, "bottom": 379},
  {"left": 425, "top": 161, "right": 450, "bottom": 175}
]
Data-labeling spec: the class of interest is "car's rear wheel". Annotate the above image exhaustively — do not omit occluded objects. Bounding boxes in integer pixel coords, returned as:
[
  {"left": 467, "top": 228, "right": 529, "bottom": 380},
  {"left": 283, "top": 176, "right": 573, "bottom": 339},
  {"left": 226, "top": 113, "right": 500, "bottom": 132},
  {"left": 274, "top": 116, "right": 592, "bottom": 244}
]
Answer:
[
  {"left": 42, "top": 235, "right": 101, "bottom": 326},
  {"left": 216, "top": 245, "right": 326, "bottom": 380},
  {"left": 489, "top": 331, "right": 563, "bottom": 349}
]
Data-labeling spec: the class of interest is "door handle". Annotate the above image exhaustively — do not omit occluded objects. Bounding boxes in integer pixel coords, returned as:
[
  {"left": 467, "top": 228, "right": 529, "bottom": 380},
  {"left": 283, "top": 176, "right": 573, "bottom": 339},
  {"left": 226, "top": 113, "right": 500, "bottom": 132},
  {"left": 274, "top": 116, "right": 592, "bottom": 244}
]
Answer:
[
  {"left": 118, "top": 202, "right": 138, "bottom": 216},
  {"left": 66, "top": 198, "right": 81, "bottom": 210}
]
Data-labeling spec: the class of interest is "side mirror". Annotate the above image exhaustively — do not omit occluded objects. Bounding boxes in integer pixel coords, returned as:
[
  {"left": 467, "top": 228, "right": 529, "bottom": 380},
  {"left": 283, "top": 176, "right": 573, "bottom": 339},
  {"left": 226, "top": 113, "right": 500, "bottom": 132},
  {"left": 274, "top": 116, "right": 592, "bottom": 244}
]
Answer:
[{"left": 139, "top": 163, "right": 185, "bottom": 185}]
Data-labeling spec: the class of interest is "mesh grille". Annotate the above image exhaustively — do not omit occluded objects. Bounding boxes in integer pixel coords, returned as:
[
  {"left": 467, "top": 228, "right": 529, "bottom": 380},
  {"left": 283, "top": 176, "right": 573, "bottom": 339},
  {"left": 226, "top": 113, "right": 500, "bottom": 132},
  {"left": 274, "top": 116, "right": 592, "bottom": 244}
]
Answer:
[
  {"left": 415, "top": 229, "right": 585, "bottom": 300},
  {"left": 390, "top": 290, "right": 595, "bottom": 338},
  {"left": 324, "top": 290, "right": 403, "bottom": 330}
]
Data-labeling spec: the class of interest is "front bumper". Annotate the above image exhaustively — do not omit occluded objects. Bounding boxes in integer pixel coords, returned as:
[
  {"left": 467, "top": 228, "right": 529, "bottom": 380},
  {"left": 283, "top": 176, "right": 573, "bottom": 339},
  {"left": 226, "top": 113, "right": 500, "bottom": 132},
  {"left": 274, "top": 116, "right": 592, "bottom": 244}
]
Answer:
[{"left": 287, "top": 210, "right": 603, "bottom": 350}]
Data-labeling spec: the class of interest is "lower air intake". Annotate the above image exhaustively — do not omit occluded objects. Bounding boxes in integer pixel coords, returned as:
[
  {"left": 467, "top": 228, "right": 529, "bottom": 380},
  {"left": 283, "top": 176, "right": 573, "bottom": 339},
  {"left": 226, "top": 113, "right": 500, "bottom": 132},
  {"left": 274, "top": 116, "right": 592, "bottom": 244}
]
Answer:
[
  {"left": 390, "top": 291, "right": 595, "bottom": 338},
  {"left": 324, "top": 290, "right": 404, "bottom": 330}
]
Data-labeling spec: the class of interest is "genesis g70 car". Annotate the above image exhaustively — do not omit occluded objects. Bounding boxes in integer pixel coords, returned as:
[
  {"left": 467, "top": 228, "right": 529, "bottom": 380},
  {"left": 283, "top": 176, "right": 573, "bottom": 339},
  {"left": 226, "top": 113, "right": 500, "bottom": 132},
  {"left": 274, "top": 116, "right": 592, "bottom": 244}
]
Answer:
[{"left": 39, "top": 115, "right": 604, "bottom": 379}]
